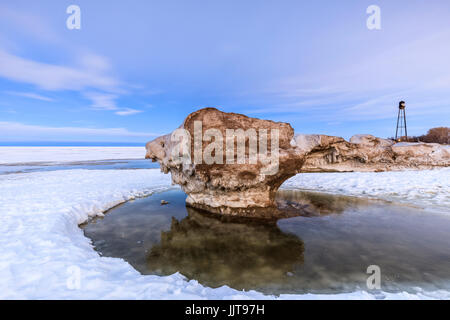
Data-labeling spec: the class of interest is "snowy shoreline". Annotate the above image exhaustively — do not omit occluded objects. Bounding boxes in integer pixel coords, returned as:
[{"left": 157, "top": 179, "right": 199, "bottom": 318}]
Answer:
[
  {"left": 1, "top": 166, "right": 449, "bottom": 299},
  {"left": 282, "top": 169, "right": 450, "bottom": 213},
  {"left": 0, "top": 147, "right": 145, "bottom": 165}
]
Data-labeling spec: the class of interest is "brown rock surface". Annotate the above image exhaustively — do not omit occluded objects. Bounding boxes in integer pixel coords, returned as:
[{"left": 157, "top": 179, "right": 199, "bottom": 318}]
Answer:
[
  {"left": 297, "top": 134, "right": 449, "bottom": 172},
  {"left": 146, "top": 108, "right": 304, "bottom": 217},
  {"left": 146, "top": 108, "right": 449, "bottom": 217}
]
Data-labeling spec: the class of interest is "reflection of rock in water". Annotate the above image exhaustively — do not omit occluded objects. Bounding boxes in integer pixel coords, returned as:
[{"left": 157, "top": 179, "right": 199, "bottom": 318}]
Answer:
[
  {"left": 277, "top": 190, "right": 372, "bottom": 216},
  {"left": 146, "top": 206, "right": 304, "bottom": 290}
]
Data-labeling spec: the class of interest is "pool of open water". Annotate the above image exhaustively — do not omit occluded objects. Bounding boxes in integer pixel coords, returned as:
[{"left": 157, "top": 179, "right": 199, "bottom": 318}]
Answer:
[{"left": 81, "top": 189, "right": 450, "bottom": 295}]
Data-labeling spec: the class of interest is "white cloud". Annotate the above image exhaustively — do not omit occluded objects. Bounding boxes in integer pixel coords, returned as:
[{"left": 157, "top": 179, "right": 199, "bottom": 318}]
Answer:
[
  {"left": 84, "top": 92, "right": 118, "bottom": 110},
  {"left": 0, "top": 49, "right": 131, "bottom": 115},
  {"left": 0, "top": 5, "right": 132, "bottom": 116},
  {"left": 0, "top": 121, "right": 159, "bottom": 142},
  {"left": 115, "top": 108, "right": 143, "bottom": 116},
  {"left": 78, "top": 53, "right": 112, "bottom": 73},
  {"left": 4, "top": 91, "right": 54, "bottom": 102},
  {"left": 0, "top": 49, "right": 119, "bottom": 92}
]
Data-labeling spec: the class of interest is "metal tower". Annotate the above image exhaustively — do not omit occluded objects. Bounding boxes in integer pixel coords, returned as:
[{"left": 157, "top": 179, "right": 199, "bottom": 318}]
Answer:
[{"left": 395, "top": 101, "right": 408, "bottom": 141}]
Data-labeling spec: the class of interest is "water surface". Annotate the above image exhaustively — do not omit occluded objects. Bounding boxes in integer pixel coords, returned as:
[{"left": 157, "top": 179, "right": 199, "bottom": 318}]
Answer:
[
  {"left": 82, "top": 189, "right": 450, "bottom": 295},
  {"left": 0, "top": 159, "right": 158, "bottom": 175}
]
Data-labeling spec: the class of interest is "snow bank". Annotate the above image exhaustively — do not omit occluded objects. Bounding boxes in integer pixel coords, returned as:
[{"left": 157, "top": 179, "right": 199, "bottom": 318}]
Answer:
[
  {"left": 282, "top": 168, "right": 450, "bottom": 212},
  {"left": 0, "top": 169, "right": 269, "bottom": 299},
  {"left": 0, "top": 168, "right": 449, "bottom": 299},
  {"left": 0, "top": 147, "right": 145, "bottom": 164}
]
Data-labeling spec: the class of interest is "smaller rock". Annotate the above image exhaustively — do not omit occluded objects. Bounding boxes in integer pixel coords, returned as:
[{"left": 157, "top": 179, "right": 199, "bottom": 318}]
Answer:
[{"left": 161, "top": 200, "right": 169, "bottom": 205}]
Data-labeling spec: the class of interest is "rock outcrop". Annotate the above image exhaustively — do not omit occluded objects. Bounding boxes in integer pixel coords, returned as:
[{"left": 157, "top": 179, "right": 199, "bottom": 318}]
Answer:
[
  {"left": 146, "top": 108, "right": 449, "bottom": 217},
  {"left": 296, "top": 134, "right": 449, "bottom": 172},
  {"left": 146, "top": 108, "right": 304, "bottom": 217}
]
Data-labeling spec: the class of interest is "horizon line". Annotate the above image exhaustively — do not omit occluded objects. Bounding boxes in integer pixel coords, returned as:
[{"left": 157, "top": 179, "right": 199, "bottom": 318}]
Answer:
[{"left": 0, "top": 141, "right": 147, "bottom": 147}]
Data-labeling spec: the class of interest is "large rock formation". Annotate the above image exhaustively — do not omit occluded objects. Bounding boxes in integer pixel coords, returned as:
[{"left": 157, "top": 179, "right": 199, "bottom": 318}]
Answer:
[
  {"left": 146, "top": 108, "right": 449, "bottom": 217},
  {"left": 146, "top": 108, "right": 304, "bottom": 217},
  {"left": 296, "top": 134, "right": 449, "bottom": 172}
]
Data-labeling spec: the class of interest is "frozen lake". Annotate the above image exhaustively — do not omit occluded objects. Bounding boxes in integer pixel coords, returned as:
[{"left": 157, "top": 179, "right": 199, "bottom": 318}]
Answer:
[
  {"left": 1, "top": 146, "right": 448, "bottom": 299},
  {"left": 0, "top": 159, "right": 159, "bottom": 175}
]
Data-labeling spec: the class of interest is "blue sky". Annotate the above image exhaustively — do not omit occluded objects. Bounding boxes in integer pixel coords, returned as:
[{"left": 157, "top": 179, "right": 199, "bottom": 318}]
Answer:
[{"left": 0, "top": 0, "right": 449, "bottom": 144}]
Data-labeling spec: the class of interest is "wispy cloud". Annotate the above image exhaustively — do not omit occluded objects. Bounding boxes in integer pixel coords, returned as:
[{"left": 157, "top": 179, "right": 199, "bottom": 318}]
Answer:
[
  {"left": 4, "top": 91, "right": 54, "bottom": 102},
  {"left": 0, "top": 48, "right": 136, "bottom": 116},
  {"left": 0, "top": 4, "right": 136, "bottom": 117},
  {"left": 276, "top": 29, "right": 450, "bottom": 96},
  {"left": 84, "top": 92, "right": 119, "bottom": 110},
  {"left": 115, "top": 108, "right": 143, "bottom": 116},
  {"left": 0, "top": 121, "right": 159, "bottom": 141},
  {"left": 0, "top": 49, "right": 120, "bottom": 92},
  {"left": 258, "top": 29, "right": 450, "bottom": 121}
]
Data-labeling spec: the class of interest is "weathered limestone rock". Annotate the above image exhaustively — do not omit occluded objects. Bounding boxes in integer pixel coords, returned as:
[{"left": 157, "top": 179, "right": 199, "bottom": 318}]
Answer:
[
  {"left": 146, "top": 108, "right": 449, "bottom": 217},
  {"left": 146, "top": 108, "right": 304, "bottom": 217},
  {"left": 297, "top": 134, "right": 449, "bottom": 172}
]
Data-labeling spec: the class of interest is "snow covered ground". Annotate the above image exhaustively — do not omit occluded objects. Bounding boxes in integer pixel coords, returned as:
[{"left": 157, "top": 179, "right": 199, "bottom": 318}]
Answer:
[
  {"left": 0, "top": 147, "right": 145, "bottom": 164},
  {"left": 0, "top": 147, "right": 449, "bottom": 299},
  {"left": 283, "top": 168, "right": 450, "bottom": 213},
  {"left": 0, "top": 166, "right": 449, "bottom": 299},
  {"left": 0, "top": 169, "right": 273, "bottom": 299}
]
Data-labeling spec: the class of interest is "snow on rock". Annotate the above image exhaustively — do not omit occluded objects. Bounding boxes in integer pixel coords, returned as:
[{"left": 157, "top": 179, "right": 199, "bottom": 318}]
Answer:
[
  {"left": 282, "top": 168, "right": 450, "bottom": 212},
  {"left": 0, "top": 147, "right": 145, "bottom": 165},
  {"left": 0, "top": 168, "right": 449, "bottom": 299},
  {"left": 349, "top": 134, "right": 394, "bottom": 147}
]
